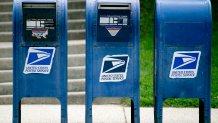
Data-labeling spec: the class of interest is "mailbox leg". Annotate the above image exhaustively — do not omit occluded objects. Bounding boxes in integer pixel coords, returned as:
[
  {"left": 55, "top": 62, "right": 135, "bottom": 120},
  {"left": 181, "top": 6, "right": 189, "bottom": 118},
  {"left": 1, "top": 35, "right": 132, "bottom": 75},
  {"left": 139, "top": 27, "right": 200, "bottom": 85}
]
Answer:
[
  {"left": 131, "top": 98, "right": 140, "bottom": 123},
  {"left": 13, "top": 100, "right": 21, "bottom": 123},
  {"left": 86, "top": 97, "right": 93, "bottom": 123},
  {"left": 60, "top": 99, "right": 68, "bottom": 123},
  {"left": 154, "top": 97, "right": 163, "bottom": 123},
  {"left": 199, "top": 98, "right": 211, "bottom": 123}
]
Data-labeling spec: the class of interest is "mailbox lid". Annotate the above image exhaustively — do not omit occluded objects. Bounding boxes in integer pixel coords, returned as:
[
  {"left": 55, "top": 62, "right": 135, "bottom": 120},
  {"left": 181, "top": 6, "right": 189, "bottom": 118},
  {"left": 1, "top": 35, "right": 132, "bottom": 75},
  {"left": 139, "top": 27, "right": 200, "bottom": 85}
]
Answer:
[
  {"left": 155, "top": 0, "right": 212, "bottom": 46},
  {"left": 22, "top": 3, "right": 57, "bottom": 42},
  {"left": 97, "top": 3, "right": 131, "bottom": 42},
  {"left": 86, "top": 0, "right": 140, "bottom": 47}
]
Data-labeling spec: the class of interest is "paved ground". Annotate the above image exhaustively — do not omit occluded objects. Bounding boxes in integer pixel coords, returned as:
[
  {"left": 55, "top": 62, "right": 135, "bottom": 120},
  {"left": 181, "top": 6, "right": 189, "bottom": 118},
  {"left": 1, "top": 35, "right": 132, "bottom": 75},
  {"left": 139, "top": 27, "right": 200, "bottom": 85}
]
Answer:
[{"left": 0, "top": 105, "right": 218, "bottom": 123}]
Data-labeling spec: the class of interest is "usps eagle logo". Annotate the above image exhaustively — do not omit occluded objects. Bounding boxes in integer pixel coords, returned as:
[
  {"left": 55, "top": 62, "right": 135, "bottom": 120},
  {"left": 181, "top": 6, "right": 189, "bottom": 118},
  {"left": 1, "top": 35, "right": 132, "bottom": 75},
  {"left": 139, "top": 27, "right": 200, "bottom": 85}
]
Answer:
[
  {"left": 169, "top": 51, "right": 201, "bottom": 78},
  {"left": 23, "top": 47, "right": 55, "bottom": 74},
  {"left": 99, "top": 55, "right": 129, "bottom": 82}
]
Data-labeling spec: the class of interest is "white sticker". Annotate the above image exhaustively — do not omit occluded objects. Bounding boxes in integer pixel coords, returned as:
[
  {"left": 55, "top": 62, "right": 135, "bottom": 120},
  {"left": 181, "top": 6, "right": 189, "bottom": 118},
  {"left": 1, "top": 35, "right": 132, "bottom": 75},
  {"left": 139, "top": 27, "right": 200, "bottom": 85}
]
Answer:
[
  {"left": 32, "top": 29, "right": 48, "bottom": 39},
  {"left": 23, "top": 47, "right": 56, "bottom": 74},
  {"left": 99, "top": 55, "right": 129, "bottom": 82},
  {"left": 100, "top": 16, "right": 128, "bottom": 26},
  {"left": 169, "top": 51, "right": 201, "bottom": 78},
  {"left": 100, "top": 17, "right": 110, "bottom": 24}
]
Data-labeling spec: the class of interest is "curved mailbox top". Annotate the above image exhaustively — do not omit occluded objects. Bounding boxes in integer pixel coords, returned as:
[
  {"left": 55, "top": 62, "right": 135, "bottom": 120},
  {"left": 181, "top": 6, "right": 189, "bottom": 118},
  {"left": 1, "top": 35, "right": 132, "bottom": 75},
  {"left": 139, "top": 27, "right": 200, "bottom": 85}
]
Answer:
[
  {"left": 155, "top": 0, "right": 212, "bottom": 23},
  {"left": 155, "top": 0, "right": 212, "bottom": 47}
]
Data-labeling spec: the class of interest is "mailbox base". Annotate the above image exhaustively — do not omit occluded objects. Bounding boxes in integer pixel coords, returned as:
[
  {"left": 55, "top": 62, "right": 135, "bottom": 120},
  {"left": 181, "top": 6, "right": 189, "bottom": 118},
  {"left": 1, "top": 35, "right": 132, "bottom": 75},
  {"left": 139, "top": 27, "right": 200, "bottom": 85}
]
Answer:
[
  {"left": 13, "top": 97, "right": 68, "bottom": 123},
  {"left": 154, "top": 97, "right": 211, "bottom": 123},
  {"left": 85, "top": 97, "right": 140, "bottom": 123}
]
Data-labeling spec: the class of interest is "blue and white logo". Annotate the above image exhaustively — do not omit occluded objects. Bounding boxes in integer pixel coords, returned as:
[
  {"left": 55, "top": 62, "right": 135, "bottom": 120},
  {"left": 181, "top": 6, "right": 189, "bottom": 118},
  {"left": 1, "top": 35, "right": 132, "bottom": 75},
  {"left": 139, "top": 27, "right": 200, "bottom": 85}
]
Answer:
[
  {"left": 100, "top": 55, "right": 129, "bottom": 82},
  {"left": 23, "top": 47, "right": 56, "bottom": 74},
  {"left": 169, "top": 51, "right": 201, "bottom": 78}
]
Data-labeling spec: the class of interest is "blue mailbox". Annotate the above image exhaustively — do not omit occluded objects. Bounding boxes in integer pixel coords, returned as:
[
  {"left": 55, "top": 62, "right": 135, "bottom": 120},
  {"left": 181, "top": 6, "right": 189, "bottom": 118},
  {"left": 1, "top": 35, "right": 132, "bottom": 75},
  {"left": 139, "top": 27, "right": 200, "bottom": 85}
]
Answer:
[
  {"left": 154, "top": 0, "right": 212, "bottom": 123},
  {"left": 13, "top": 0, "right": 68, "bottom": 122},
  {"left": 86, "top": 0, "right": 140, "bottom": 122}
]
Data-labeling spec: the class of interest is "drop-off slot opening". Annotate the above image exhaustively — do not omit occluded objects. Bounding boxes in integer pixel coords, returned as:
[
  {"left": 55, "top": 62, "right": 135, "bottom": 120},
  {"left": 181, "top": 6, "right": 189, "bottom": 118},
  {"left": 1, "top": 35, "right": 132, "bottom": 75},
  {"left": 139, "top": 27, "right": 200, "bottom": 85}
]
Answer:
[
  {"left": 98, "top": 3, "right": 130, "bottom": 10},
  {"left": 23, "top": 3, "right": 56, "bottom": 9}
]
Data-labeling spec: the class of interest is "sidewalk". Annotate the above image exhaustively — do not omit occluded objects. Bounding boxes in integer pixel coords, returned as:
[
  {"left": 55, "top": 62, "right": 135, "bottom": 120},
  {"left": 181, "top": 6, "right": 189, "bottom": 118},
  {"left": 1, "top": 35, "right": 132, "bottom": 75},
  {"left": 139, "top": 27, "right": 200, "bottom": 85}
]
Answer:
[{"left": 0, "top": 105, "right": 218, "bottom": 123}]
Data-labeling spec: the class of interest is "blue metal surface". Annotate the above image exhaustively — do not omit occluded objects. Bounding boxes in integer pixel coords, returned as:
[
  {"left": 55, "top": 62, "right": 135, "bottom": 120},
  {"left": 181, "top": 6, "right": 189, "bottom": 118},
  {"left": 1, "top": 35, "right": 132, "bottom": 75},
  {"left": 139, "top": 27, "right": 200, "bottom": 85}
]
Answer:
[
  {"left": 13, "top": 0, "right": 68, "bottom": 123},
  {"left": 86, "top": 0, "right": 140, "bottom": 122},
  {"left": 154, "top": 0, "right": 212, "bottom": 123}
]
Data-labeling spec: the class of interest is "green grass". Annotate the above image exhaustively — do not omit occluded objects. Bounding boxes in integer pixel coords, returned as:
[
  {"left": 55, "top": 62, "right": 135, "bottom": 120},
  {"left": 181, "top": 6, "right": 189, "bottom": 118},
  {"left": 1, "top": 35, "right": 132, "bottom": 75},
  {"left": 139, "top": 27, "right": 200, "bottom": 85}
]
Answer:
[
  {"left": 211, "top": 21, "right": 218, "bottom": 108},
  {"left": 211, "top": 0, "right": 218, "bottom": 108},
  {"left": 137, "top": 1, "right": 218, "bottom": 107},
  {"left": 139, "top": 5, "right": 154, "bottom": 106},
  {"left": 140, "top": 39, "right": 153, "bottom": 106}
]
